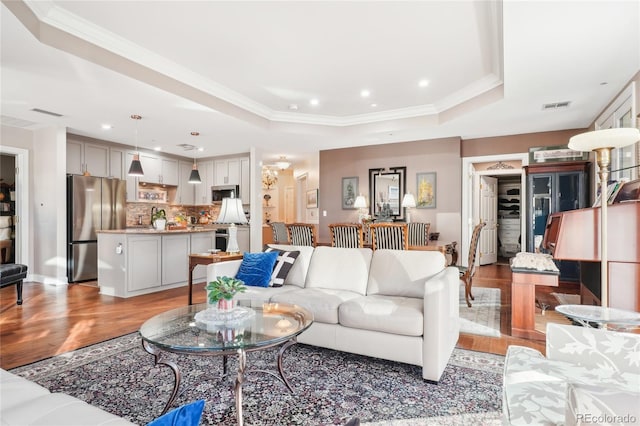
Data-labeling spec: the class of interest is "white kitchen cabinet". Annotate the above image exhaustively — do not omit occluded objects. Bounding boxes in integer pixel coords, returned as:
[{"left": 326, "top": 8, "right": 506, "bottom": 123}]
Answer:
[
  {"left": 139, "top": 154, "right": 179, "bottom": 185},
  {"left": 126, "top": 235, "right": 162, "bottom": 292},
  {"left": 177, "top": 160, "right": 196, "bottom": 205},
  {"left": 161, "top": 234, "right": 189, "bottom": 286},
  {"left": 109, "top": 147, "right": 125, "bottom": 179},
  {"left": 196, "top": 160, "right": 214, "bottom": 205},
  {"left": 66, "top": 140, "right": 109, "bottom": 177},
  {"left": 190, "top": 231, "right": 215, "bottom": 282},
  {"left": 161, "top": 158, "right": 179, "bottom": 186},
  {"left": 215, "top": 158, "right": 241, "bottom": 186}
]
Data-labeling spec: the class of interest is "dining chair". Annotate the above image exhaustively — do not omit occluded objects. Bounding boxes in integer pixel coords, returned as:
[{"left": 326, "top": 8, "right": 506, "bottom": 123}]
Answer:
[
  {"left": 328, "top": 223, "right": 364, "bottom": 248},
  {"left": 269, "top": 222, "right": 289, "bottom": 244},
  {"left": 407, "top": 222, "right": 431, "bottom": 246},
  {"left": 459, "top": 222, "right": 486, "bottom": 308},
  {"left": 286, "top": 223, "right": 318, "bottom": 247},
  {"left": 369, "top": 223, "right": 409, "bottom": 250}
]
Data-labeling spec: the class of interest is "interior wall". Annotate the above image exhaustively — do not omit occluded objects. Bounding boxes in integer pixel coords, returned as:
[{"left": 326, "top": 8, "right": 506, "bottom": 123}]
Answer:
[
  {"left": 318, "top": 137, "right": 462, "bottom": 243},
  {"left": 461, "top": 129, "right": 588, "bottom": 157}
]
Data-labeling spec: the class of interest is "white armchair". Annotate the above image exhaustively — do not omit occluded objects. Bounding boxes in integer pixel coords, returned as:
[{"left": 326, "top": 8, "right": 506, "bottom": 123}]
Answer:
[{"left": 502, "top": 323, "right": 640, "bottom": 425}]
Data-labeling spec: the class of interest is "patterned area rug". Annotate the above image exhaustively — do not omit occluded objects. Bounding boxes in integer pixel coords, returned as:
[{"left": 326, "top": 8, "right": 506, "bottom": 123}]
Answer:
[
  {"left": 11, "top": 333, "right": 504, "bottom": 425},
  {"left": 459, "top": 287, "right": 501, "bottom": 338}
]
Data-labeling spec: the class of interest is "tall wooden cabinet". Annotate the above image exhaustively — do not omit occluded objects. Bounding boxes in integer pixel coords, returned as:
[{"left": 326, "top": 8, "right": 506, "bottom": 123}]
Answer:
[{"left": 525, "top": 161, "right": 590, "bottom": 281}]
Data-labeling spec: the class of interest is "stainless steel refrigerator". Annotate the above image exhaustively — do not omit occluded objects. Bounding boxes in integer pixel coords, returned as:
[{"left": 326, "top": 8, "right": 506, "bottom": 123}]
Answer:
[{"left": 67, "top": 175, "right": 126, "bottom": 282}]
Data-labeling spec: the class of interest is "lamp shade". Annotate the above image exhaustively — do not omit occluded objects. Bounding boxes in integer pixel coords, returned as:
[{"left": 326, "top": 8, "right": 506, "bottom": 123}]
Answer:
[
  {"left": 401, "top": 193, "right": 416, "bottom": 208},
  {"left": 127, "top": 154, "right": 144, "bottom": 177},
  {"left": 217, "top": 197, "right": 248, "bottom": 224},
  {"left": 353, "top": 195, "right": 367, "bottom": 209},
  {"left": 568, "top": 128, "right": 640, "bottom": 151},
  {"left": 188, "top": 166, "right": 201, "bottom": 184}
]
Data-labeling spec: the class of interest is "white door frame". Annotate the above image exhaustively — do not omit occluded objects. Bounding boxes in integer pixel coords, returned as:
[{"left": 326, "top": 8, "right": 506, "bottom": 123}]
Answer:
[
  {"left": 461, "top": 153, "right": 528, "bottom": 267},
  {"left": 0, "top": 146, "right": 30, "bottom": 266}
]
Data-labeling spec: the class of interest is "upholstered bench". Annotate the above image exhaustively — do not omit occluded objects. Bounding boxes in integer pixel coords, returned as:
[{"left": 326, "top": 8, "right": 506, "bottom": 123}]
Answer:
[{"left": 0, "top": 264, "right": 28, "bottom": 305}]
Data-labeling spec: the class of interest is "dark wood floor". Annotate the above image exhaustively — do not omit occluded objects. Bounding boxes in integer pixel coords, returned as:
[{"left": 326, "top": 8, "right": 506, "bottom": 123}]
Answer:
[{"left": 0, "top": 263, "right": 579, "bottom": 370}]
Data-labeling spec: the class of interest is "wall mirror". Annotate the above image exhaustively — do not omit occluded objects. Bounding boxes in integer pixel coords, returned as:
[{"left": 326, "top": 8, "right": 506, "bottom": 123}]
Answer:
[{"left": 369, "top": 166, "right": 406, "bottom": 221}]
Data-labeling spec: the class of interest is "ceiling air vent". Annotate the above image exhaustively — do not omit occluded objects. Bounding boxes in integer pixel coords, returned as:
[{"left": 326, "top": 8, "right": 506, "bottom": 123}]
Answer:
[
  {"left": 542, "top": 101, "right": 571, "bottom": 110},
  {"left": 177, "top": 143, "right": 196, "bottom": 151},
  {"left": 31, "top": 108, "right": 63, "bottom": 117}
]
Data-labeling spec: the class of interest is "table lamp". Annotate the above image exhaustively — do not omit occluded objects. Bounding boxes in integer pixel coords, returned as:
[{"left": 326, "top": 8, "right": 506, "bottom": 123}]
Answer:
[
  {"left": 217, "top": 197, "right": 248, "bottom": 254},
  {"left": 401, "top": 193, "right": 416, "bottom": 223},
  {"left": 354, "top": 195, "right": 368, "bottom": 223},
  {"left": 568, "top": 127, "right": 640, "bottom": 307}
]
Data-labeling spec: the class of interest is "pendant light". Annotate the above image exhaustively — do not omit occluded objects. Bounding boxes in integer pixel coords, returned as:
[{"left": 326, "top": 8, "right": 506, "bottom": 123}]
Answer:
[
  {"left": 188, "top": 131, "right": 202, "bottom": 184},
  {"left": 127, "top": 114, "right": 144, "bottom": 177}
]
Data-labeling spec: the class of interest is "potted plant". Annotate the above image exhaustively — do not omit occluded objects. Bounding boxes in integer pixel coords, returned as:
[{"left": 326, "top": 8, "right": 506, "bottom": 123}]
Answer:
[
  {"left": 151, "top": 209, "right": 167, "bottom": 230},
  {"left": 205, "top": 276, "right": 247, "bottom": 310}
]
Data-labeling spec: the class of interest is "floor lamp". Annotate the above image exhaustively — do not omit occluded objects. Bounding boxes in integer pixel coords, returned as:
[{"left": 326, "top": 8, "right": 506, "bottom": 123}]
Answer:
[{"left": 568, "top": 128, "right": 640, "bottom": 307}]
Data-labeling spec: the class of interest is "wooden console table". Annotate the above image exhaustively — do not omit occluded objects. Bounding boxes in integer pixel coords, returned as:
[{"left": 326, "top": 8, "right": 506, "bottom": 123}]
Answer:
[
  {"left": 188, "top": 252, "right": 243, "bottom": 305},
  {"left": 511, "top": 269, "right": 559, "bottom": 341}
]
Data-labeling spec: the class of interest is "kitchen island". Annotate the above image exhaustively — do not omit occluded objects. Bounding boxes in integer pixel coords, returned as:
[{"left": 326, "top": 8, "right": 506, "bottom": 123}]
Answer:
[{"left": 97, "top": 226, "right": 249, "bottom": 298}]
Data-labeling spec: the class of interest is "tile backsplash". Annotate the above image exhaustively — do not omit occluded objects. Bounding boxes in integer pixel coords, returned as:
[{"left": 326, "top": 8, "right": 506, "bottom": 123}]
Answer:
[{"left": 126, "top": 203, "right": 220, "bottom": 227}]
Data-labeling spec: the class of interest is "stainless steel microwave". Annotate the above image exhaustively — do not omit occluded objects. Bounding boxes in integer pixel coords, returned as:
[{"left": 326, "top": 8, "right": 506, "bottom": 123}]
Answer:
[{"left": 211, "top": 185, "right": 240, "bottom": 203}]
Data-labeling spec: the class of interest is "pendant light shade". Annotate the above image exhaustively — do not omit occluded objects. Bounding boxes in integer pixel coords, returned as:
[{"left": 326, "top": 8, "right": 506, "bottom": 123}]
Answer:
[
  {"left": 128, "top": 114, "right": 144, "bottom": 177},
  {"left": 188, "top": 162, "right": 202, "bottom": 184},
  {"left": 188, "top": 131, "right": 202, "bottom": 184},
  {"left": 128, "top": 153, "right": 144, "bottom": 176}
]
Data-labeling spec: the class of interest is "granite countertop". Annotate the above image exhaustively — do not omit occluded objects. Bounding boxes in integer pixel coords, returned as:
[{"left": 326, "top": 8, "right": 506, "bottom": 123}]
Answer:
[{"left": 98, "top": 224, "right": 250, "bottom": 234}]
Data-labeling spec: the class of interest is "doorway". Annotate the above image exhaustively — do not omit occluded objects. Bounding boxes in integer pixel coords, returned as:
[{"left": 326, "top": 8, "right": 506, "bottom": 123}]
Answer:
[
  {"left": 0, "top": 147, "right": 29, "bottom": 266},
  {"left": 461, "top": 153, "right": 528, "bottom": 268}
]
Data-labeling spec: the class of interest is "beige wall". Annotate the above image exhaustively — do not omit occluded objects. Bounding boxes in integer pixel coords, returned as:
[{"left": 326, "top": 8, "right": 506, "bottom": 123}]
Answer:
[
  {"left": 461, "top": 128, "right": 588, "bottom": 158},
  {"left": 318, "top": 137, "right": 461, "bottom": 242}
]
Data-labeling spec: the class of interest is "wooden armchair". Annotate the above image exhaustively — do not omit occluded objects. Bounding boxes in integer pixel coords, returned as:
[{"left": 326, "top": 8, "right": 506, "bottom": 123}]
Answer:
[
  {"left": 370, "top": 223, "right": 408, "bottom": 250},
  {"left": 269, "top": 222, "right": 289, "bottom": 244},
  {"left": 407, "top": 222, "right": 431, "bottom": 246},
  {"left": 286, "top": 223, "right": 318, "bottom": 247},
  {"left": 329, "top": 223, "right": 364, "bottom": 248},
  {"left": 459, "top": 222, "right": 486, "bottom": 307}
]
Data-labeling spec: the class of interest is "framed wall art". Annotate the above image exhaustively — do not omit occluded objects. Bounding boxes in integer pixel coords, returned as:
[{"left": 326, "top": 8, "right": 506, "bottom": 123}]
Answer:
[
  {"left": 416, "top": 172, "right": 437, "bottom": 208},
  {"left": 341, "top": 177, "right": 358, "bottom": 209},
  {"left": 306, "top": 189, "right": 318, "bottom": 208}
]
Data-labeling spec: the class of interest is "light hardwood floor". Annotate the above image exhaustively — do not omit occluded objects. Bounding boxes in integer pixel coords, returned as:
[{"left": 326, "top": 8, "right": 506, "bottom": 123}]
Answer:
[{"left": 0, "top": 263, "right": 578, "bottom": 370}]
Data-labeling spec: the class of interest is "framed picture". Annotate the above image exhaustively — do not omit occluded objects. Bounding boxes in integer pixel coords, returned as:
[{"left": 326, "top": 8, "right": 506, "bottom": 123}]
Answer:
[
  {"left": 306, "top": 189, "right": 318, "bottom": 208},
  {"left": 341, "top": 177, "right": 358, "bottom": 209},
  {"left": 416, "top": 172, "right": 437, "bottom": 208}
]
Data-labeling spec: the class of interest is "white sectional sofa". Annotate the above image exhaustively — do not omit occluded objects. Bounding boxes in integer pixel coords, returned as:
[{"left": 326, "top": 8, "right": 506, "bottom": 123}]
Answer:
[
  {"left": 206, "top": 244, "right": 460, "bottom": 382},
  {"left": 502, "top": 322, "right": 640, "bottom": 425},
  {"left": 0, "top": 368, "right": 134, "bottom": 425}
]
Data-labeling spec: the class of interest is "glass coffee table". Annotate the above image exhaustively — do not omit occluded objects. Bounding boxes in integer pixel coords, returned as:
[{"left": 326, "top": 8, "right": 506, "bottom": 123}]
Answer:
[
  {"left": 555, "top": 304, "right": 640, "bottom": 330},
  {"left": 139, "top": 301, "right": 313, "bottom": 426}
]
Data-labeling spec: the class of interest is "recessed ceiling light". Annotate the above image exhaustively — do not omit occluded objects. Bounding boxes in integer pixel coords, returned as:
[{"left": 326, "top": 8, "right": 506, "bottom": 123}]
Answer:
[
  {"left": 310, "top": 98, "right": 319, "bottom": 106},
  {"left": 153, "top": 146, "right": 162, "bottom": 151},
  {"left": 419, "top": 79, "right": 429, "bottom": 88},
  {"left": 198, "top": 147, "right": 204, "bottom": 152},
  {"left": 288, "top": 103, "right": 299, "bottom": 110},
  {"left": 370, "top": 103, "right": 377, "bottom": 108},
  {"left": 101, "top": 124, "right": 112, "bottom": 130},
  {"left": 361, "top": 90, "right": 370, "bottom": 98}
]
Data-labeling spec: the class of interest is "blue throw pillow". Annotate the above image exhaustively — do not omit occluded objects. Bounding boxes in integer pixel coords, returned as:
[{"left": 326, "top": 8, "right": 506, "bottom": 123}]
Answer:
[
  {"left": 147, "top": 400, "right": 205, "bottom": 426},
  {"left": 235, "top": 251, "right": 279, "bottom": 287}
]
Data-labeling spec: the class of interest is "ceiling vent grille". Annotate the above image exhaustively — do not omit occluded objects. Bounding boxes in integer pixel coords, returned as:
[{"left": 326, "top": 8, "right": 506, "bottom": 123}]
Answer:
[
  {"left": 177, "top": 143, "right": 197, "bottom": 151},
  {"left": 542, "top": 101, "right": 571, "bottom": 110},
  {"left": 1, "top": 115, "right": 39, "bottom": 128},
  {"left": 31, "top": 108, "right": 64, "bottom": 117}
]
